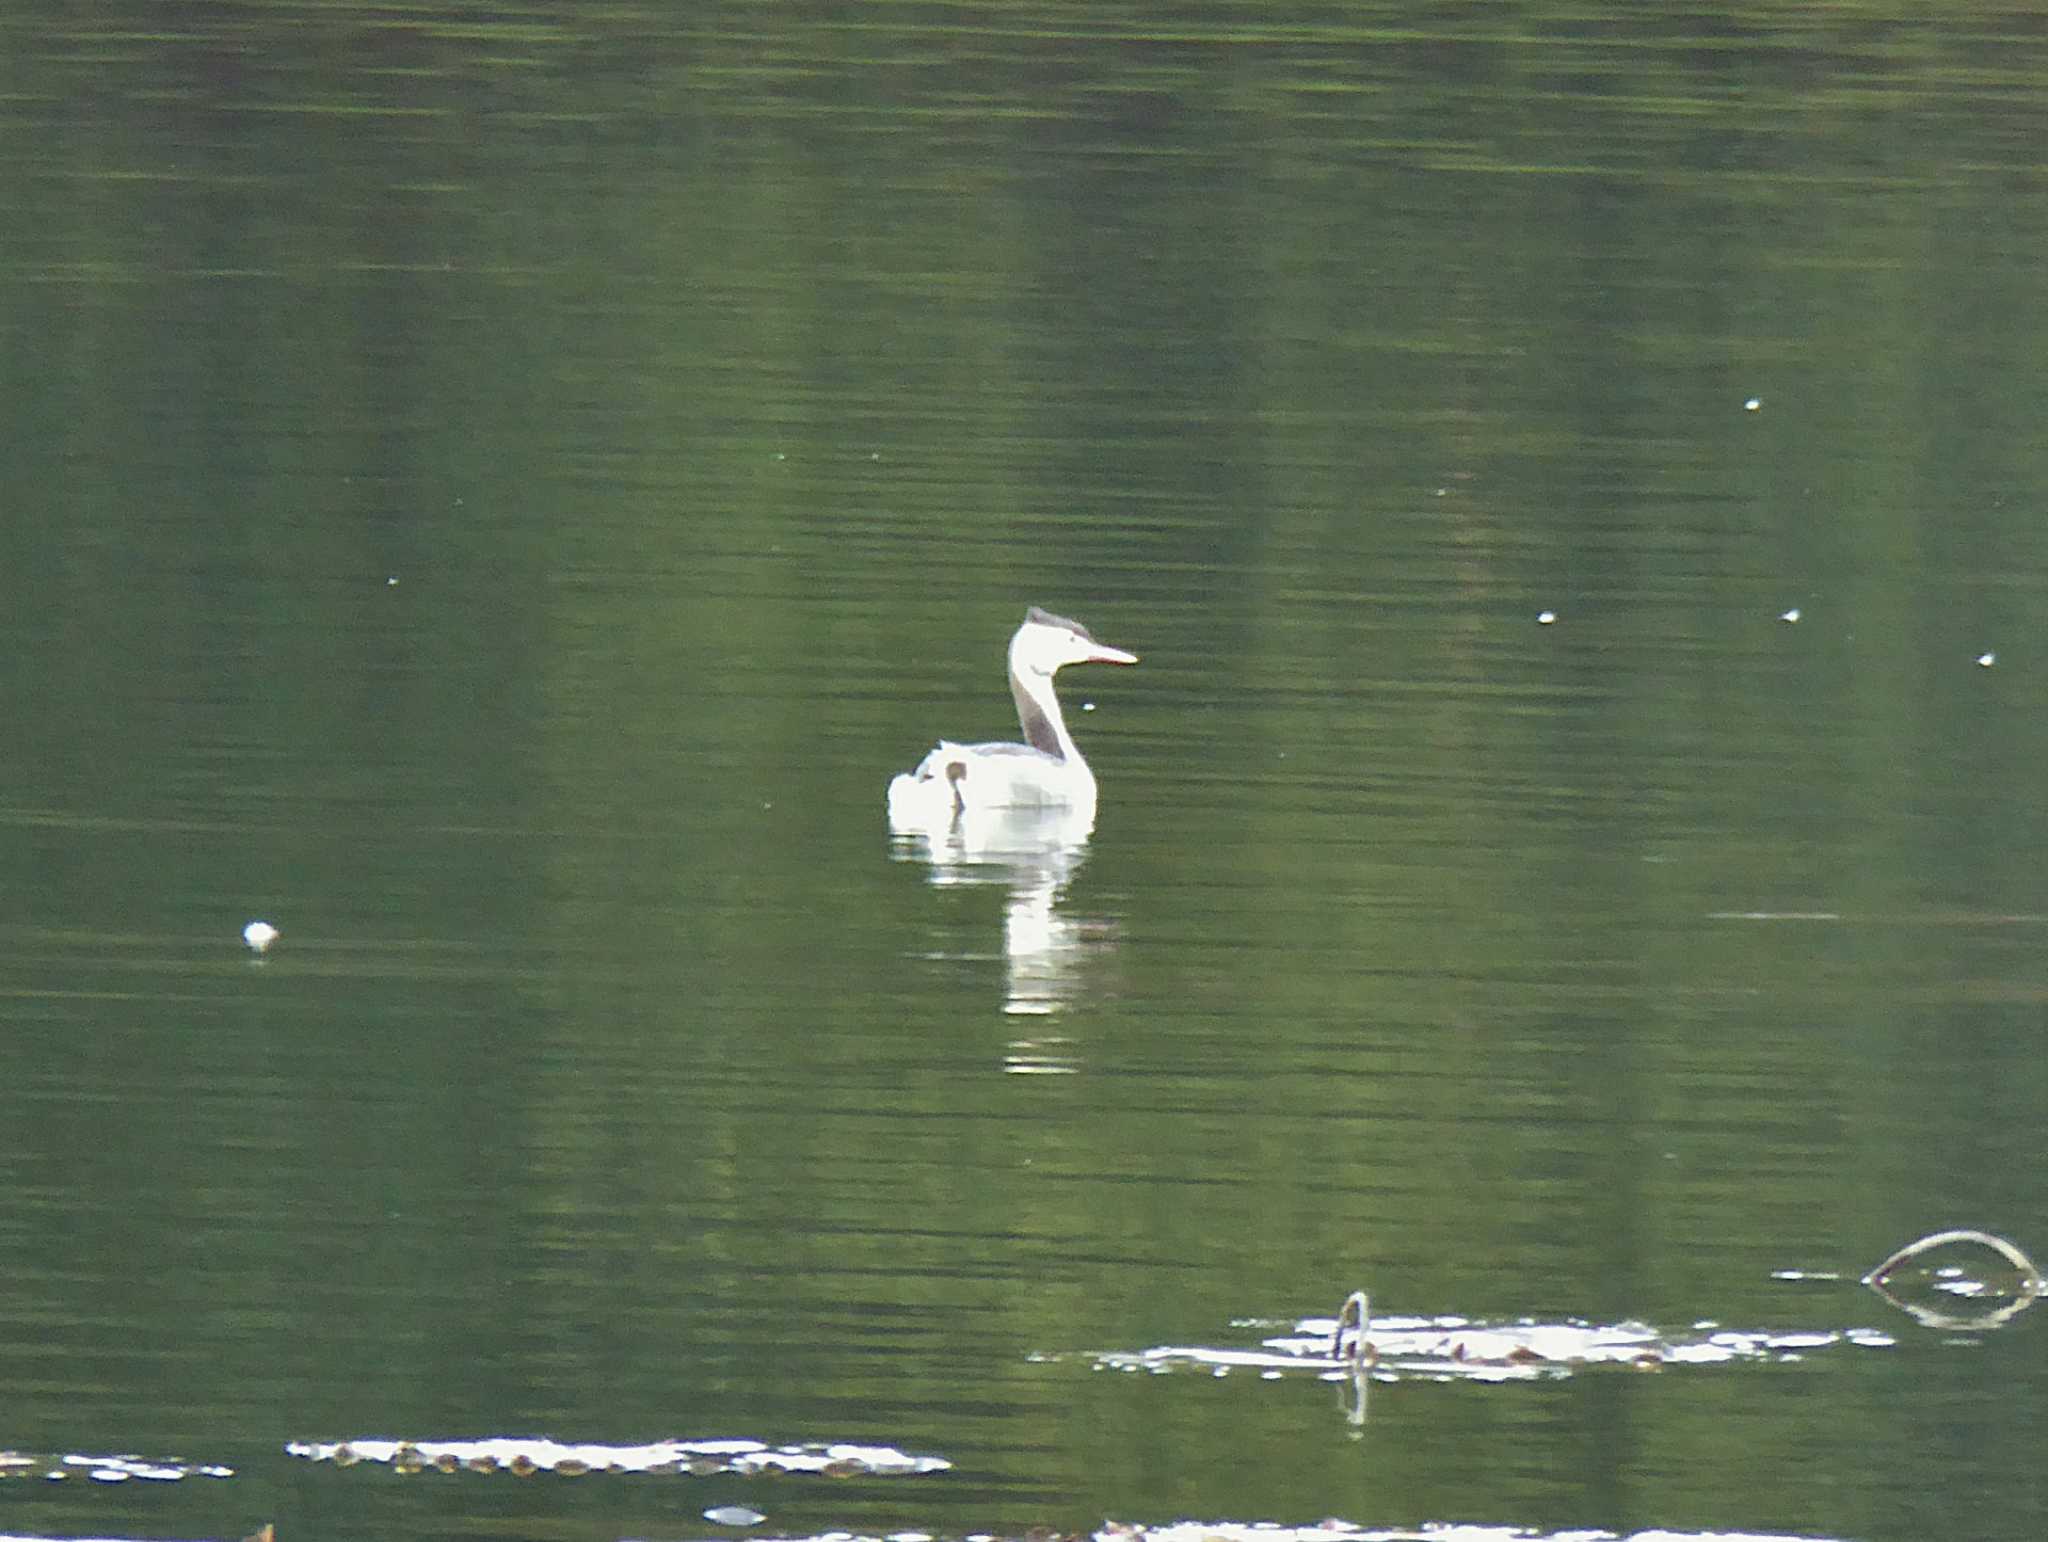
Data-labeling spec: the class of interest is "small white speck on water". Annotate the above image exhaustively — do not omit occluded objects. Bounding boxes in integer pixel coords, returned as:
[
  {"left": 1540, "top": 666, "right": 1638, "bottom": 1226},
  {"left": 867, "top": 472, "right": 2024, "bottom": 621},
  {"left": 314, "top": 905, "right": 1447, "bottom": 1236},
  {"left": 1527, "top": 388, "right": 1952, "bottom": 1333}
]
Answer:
[
  {"left": 1780, "top": 607, "right": 1800, "bottom": 623},
  {"left": 1537, "top": 610, "right": 1557, "bottom": 625},
  {"left": 242, "top": 920, "right": 279, "bottom": 953},
  {"left": 704, "top": 1507, "right": 765, "bottom": 1527},
  {"left": 1744, "top": 397, "right": 1762, "bottom": 411},
  {"left": 1977, "top": 651, "right": 1996, "bottom": 668},
  {"left": 1081, "top": 701, "right": 1097, "bottom": 712},
  {"left": 386, "top": 576, "right": 399, "bottom": 586}
]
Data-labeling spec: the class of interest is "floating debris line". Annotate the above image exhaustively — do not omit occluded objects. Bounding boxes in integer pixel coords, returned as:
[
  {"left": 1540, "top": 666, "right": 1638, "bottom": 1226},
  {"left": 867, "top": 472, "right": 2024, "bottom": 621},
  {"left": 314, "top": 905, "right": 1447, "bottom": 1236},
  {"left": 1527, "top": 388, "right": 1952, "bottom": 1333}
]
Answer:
[
  {"left": 1102, "top": 1523, "right": 1842, "bottom": 1542},
  {"left": 1091, "top": 1237, "right": 2038, "bottom": 1402},
  {"left": 1862, "top": 1229, "right": 2041, "bottom": 1330},
  {"left": 0, "top": 1450, "right": 233, "bottom": 1483},
  {"left": 0, "top": 1525, "right": 1853, "bottom": 1542},
  {"left": 285, "top": 1437, "right": 950, "bottom": 1478},
  {"left": 1085, "top": 1290, "right": 1896, "bottom": 1391}
]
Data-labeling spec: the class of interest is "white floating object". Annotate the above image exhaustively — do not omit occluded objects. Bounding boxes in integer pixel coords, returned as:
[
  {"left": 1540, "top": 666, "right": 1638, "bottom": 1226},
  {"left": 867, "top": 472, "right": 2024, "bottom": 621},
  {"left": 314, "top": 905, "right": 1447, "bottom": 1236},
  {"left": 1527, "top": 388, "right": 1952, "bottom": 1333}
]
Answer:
[
  {"left": 705, "top": 1506, "right": 766, "bottom": 1526},
  {"left": 1780, "top": 607, "right": 1800, "bottom": 623},
  {"left": 1977, "top": 652, "right": 1996, "bottom": 668},
  {"left": 1744, "top": 397, "right": 1762, "bottom": 411},
  {"left": 1537, "top": 610, "right": 1557, "bottom": 625},
  {"left": 280, "top": 1433, "right": 951, "bottom": 1478},
  {"left": 242, "top": 920, "right": 279, "bottom": 953}
]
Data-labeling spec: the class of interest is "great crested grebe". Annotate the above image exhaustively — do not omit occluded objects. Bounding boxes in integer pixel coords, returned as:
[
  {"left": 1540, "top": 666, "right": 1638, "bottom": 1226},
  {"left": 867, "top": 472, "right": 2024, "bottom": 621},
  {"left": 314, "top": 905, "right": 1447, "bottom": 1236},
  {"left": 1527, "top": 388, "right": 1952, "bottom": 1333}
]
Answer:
[{"left": 887, "top": 606, "right": 1139, "bottom": 826}]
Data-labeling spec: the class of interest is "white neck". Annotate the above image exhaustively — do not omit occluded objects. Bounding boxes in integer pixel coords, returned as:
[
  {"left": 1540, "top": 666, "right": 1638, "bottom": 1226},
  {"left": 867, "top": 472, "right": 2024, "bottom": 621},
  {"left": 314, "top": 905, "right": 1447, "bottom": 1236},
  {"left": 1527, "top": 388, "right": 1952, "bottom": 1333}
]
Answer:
[
  {"left": 1021, "top": 673, "right": 1095, "bottom": 811},
  {"left": 1005, "top": 629, "right": 1101, "bottom": 811},
  {"left": 1010, "top": 657, "right": 1078, "bottom": 762}
]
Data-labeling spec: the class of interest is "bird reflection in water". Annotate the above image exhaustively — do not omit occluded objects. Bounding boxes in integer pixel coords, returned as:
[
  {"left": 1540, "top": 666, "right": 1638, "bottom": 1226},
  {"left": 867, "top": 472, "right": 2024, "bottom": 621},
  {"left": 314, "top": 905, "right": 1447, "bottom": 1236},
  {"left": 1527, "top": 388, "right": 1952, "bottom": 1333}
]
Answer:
[{"left": 889, "top": 800, "right": 1121, "bottom": 1021}]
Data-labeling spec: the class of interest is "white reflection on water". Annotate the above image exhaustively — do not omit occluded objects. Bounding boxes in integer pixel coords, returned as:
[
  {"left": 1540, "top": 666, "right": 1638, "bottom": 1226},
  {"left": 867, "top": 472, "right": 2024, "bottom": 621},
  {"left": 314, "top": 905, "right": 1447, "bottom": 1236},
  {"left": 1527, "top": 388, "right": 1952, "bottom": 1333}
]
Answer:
[{"left": 889, "top": 802, "right": 1117, "bottom": 1019}]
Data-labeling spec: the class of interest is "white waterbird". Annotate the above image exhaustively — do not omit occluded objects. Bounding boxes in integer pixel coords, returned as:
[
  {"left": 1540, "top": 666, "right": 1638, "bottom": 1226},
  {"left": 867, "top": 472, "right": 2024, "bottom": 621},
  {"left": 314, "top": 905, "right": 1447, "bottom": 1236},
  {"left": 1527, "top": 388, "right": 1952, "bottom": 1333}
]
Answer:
[{"left": 887, "top": 606, "right": 1138, "bottom": 828}]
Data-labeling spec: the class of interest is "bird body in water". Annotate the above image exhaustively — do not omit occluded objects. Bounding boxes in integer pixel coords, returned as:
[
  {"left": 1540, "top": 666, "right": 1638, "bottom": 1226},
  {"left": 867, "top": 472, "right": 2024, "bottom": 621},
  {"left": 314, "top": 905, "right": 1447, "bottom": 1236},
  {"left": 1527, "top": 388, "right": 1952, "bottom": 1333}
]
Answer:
[{"left": 887, "top": 606, "right": 1138, "bottom": 828}]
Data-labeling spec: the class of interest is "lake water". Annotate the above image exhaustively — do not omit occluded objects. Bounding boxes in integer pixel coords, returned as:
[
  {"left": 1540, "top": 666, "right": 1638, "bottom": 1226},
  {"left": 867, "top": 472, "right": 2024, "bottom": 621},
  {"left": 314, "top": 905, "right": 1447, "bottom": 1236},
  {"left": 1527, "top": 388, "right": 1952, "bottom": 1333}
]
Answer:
[{"left": 3, "top": 7, "right": 2046, "bottom": 1542}]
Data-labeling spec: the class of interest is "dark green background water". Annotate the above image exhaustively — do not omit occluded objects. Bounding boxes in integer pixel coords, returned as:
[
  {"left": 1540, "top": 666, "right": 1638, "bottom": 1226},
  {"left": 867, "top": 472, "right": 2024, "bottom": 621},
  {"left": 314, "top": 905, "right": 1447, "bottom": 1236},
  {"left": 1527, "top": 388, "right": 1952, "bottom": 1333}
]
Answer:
[{"left": 3, "top": 6, "right": 2046, "bottom": 1542}]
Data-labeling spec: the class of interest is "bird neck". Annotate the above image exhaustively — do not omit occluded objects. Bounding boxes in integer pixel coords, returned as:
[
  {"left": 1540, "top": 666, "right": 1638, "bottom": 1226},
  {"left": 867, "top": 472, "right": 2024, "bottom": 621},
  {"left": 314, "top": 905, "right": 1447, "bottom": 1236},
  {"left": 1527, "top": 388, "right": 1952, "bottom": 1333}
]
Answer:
[{"left": 1011, "top": 665, "right": 1078, "bottom": 763}]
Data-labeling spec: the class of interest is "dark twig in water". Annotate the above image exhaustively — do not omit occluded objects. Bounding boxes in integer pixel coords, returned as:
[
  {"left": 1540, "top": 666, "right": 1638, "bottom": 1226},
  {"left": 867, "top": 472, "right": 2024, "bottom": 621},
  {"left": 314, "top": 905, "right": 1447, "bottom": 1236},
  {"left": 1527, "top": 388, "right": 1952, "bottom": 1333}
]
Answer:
[
  {"left": 1331, "top": 1290, "right": 1372, "bottom": 1370},
  {"left": 1864, "top": 1229, "right": 2041, "bottom": 1291},
  {"left": 1331, "top": 1290, "right": 1374, "bottom": 1429},
  {"left": 1863, "top": 1229, "right": 2042, "bottom": 1331}
]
